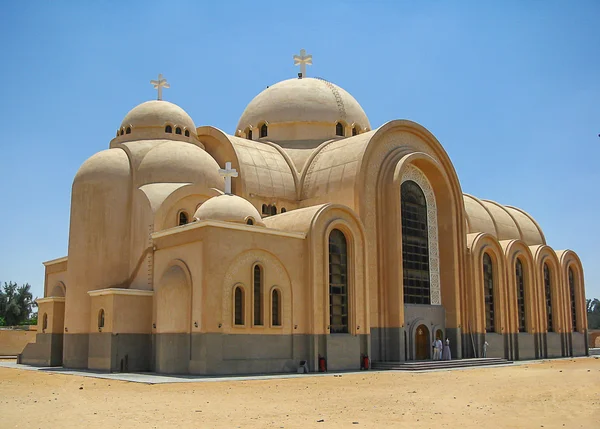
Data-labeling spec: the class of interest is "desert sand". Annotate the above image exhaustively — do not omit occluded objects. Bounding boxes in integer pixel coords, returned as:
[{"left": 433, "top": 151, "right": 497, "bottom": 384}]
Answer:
[{"left": 0, "top": 358, "right": 598, "bottom": 428}]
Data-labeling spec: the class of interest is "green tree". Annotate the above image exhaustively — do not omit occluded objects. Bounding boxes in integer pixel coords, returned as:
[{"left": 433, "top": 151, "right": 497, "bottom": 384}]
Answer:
[
  {"left": 588, "top": 298, "right": 600, "bottom": 329},
  {"left": 0, "top": 282, "right": 34, "bottom": 326}
]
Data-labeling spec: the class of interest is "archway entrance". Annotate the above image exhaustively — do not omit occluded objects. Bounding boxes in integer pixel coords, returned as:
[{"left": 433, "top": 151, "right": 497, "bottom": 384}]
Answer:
[{"left": 415, "top": 324, "right": 430, "bottom": 360}]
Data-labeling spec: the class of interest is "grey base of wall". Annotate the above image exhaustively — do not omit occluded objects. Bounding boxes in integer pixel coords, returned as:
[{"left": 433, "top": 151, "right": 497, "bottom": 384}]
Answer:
[
  {"left": 18, "top": 333, "right": 63, "bottom": 366},
  {"left": 460, "top": 332, "right": 587, "bottom": 360},
  {"left": 30, "top": 333, "right": 369, "bottom": 375}
]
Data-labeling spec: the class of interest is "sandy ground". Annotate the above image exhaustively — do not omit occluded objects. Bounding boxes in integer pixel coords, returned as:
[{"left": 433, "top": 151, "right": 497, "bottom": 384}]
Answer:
[{"left": 0, "top": 358, "right": 598, "bottom": 429}]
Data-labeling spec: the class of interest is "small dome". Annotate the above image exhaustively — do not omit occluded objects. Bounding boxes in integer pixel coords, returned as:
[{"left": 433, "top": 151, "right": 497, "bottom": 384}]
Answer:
[
  {"left": 74, "top": 148, "right": 131, "bottom": 186},
  {"left": 137, "top": 141, "right": 222, "bottom": 188},
  {"left": 194, "top": 194, "right": 265, "bottom": 226},
  {"left": 119, "top": 100, "right": 196, "bottom": 137},
  {"left": 236, "top": 78, "right": 370, "bottom": 141}
]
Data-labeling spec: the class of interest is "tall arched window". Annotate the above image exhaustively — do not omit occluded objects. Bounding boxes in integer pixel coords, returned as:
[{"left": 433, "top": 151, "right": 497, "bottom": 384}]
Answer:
[
  {"left": 272, "top": 289, "right": 281, "bottom": 326},
  {"left": 544, "top": 263, "right": 553, "bottom": 332},
  {"left": 569, "top": 267, "right": 577, "bottom": 331},
  {"left": 483, "top": 253, "right": 495, "bottom": 333},
  {"left": 262, "top": 204, "right": 268, "bottom": 214},
  {"left": 253, "top": 265, "right": 263, "bottom": 326},
  {"left": 42, "top": 313, "right": 48, "bottom": 331},
  {"left": 165, "top": 125, "right": 172, "bottom": 133},
  {"left": 126, "top": 127, "right": 131, "bottom": 134},
  {"left": 401, "top": 180, "right": 430, "bottom": 304},
  {"left": 98, "top": 309, "right": 105, "bottom": 329},
  {"left": 515, "top": 258, "right": 526, "bottom": 332},
  {"left": 270, "top": 205, "right": 277, "bottom": 216},
  {"left": 352, "top": 126, "right": 358, "bottom": 136},
  {"left": 329, "top": 229, "right": 348, "bottom": 333},
  {"left": 234, "top": 286, "right": 244, "bottom": 325},
  {"left": 336, "top": 122, "right": 344, "bottom": 136},
  {"left": 260, "top": 123, "right": 268, "bottom": 138},
  {"left": 175, "top": 127, "right": 182, "bottom": 135},
  {"left": 178, "top": 211, "right": 188, "bottom": 226},
  {"left": 248, "top": 129, "right": 253, "bottom": 140}
]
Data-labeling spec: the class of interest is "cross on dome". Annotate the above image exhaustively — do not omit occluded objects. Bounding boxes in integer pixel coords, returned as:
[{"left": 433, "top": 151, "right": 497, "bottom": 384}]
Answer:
[
  {"left": 293, "top": 49, "right": 312, "bottom": 78},
  {"left": 150, "top": 73, "right": 170, "bottom": 100},
  {"left": 219, "top": 162, "right": 238, "bottom": 194}
]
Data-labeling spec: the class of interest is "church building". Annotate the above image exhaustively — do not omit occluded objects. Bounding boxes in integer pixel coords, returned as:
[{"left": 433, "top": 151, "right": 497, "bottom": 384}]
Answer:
[{"left": 19, "top": 51, "right": 588, "bottom": 374}]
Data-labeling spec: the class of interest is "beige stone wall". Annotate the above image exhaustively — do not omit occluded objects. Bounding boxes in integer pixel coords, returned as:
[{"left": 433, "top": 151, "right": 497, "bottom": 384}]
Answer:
[
  {"left": 0, "top": 329, "right": 37, "bottom": 355},
  {"left": 89, "top": 292, "right": 153, "bottom": 334},
  {"left": 37, "top": 299, "right": 65, "bottom": 334}
]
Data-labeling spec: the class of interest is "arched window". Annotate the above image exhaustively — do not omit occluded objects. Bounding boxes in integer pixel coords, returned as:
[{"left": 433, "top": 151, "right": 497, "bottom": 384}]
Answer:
[
  {"left": 336, "top": 122, "right": 344, "bottom": 136},
  {"left": 401, "top": 180, "right": 430, "bottom": 304},
  {"left": 178, "top": 211, "right": 188, "bottom": 226},
  {"left": 120, "top": 128, "right": 124, "bottom": 136},
  {"left": 42, "top": 313, "right": 48, "bottom": 331},
  {"left": 260, "top": 123, "right": 268, "bottom": 138},
  {"left": 253, "top": 265, "right": 263, "bottom": 326},
  {"left": 270, "top": 205, "right": 277, "bottom": 216},
  {"left": 184, "top": 130, "right": 190, "bottom": 137},
  {"left": 516, "top": 258, "right": 526, "bottom": 332},
  {"left": 234, "top": 286, "right": 244, "bottom": 325},
  {"left": 98, "top": 309, "right": 105, "bottom": 329},
  {"left": 281, "top": 208, "right": 286, "bottom": 213},
  {"left": 272, "top": 289, "right": 281, "bottom": 326},
  {"left": 126, "top": 127, "right": 131, "bottom": 134},
  {"left": 329, "top": 229, "right": 348, "bottom": 333},
  {"left": 246, "top": 218, "right": 254, "bottom": 225},
  {"left": 352, "top": 126, "right": 358, "bottom": 136},
  {"left": 175, "top": 127, "right": 182, "bottom": 135},
  {"left": 262, "top": 204, "right": 268, "bottom": 214},
  {"left": 569, "top": 267, "right": 577, "bottom": 331},
  {"left": 165, "top": 125, "right": 172, "bottom": 133},
  {"left": 247, "top": 129, "right": 253, "bottom": 140},
  {"left": 483, "top": 253, "right": 495, "bottom": 333},
  {"left": 544, "top": 263, "right": 553, "bottom": 332}
]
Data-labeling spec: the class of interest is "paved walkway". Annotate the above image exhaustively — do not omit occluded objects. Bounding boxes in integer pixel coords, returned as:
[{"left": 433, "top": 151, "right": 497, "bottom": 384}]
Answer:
[{"left": 0, "top": 356, "right": 595, "bottom": 384}]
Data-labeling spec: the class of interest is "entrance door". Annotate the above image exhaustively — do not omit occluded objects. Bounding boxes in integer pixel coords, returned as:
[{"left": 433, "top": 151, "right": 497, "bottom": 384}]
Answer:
[{"left": 415, "top": 324, "right": 430, "bottom": 360}]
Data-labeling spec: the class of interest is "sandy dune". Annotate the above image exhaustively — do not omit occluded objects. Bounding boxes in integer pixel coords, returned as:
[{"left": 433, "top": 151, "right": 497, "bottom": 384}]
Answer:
[{"left": 0, "top": 358, "right": 598, "bottom": 428}]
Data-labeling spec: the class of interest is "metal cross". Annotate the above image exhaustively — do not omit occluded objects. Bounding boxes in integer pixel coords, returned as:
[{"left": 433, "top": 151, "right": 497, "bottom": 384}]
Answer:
[
  {"left": 150, "top": 73, "right": 170, "bottom": 100},
  {"left": 293, "top": 49, "right": 312, "bottom": 78},
  {"left": 219, "top": 162, "right": 238, "bottom": 195}
]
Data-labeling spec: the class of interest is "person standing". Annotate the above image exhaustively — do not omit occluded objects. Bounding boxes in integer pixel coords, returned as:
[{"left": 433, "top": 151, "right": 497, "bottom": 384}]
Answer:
[
  {"left": 442, "top": 338, "right": 452, "bottom": 360},
  {"left": 435, "top": 337, "right": 443, "bottom": 361},
  {"left": 432, "top": 339, "right": 439, "bottom": 360},
  {"left": 483, "top": 341, "right": 489, "bottom": 358}
]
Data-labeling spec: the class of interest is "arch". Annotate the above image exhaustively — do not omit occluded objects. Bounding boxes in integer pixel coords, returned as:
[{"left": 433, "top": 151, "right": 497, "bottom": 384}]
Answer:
[
  {"left": 49, "top": 281, "right": 66, "bottom": 297},
  {"left": 155, "top": 260, "right": 192, "bottom": 334},
  {"left": 329, "top": 228, "right": 349, "bottom": 334},
  {"left": 175, "top": 127, "right": 182, "bottom": 135},
  {"left": 222, "top": 249, "right": 293, "bottom": 334},
  {"left": 401, "top": 179, "right": 431, "bottom": 305},
  {"left": 120, "top": 128, "right": 124, "bottom": 136},
  {"left": 483, "top": 252, "right": 495, "bottom": 333},
  {"left": 42, "top": 313, "right": 48, "bottom": 331},
  {"left": 352, "top": 125, "right": 359, "bottom": 136},
  {"left": 184, "top": 129, "right": 190, "bottom": 137},
  {"left": 246, "top": 217, "right": 254, "bottom": 225},
  {"left": 502, "top": 240, "right": 536, "bottom": 334},
  {"left": 530, "top": 246, "right": 562, "bottom": 334},
  {"left": 178, "top": 210, "right": 189, "bottom": 226},
  {"left": 270, "top": 205, "right": 277, "bottom": 216},
  {"left": 246, "top": 128, "right": 253, "bottom": 140},
  {"left": 262, "top": 204, "right": 268, "bottom": 215},
  {"left": 281, "top": 207, "right": 287, "bottom": 213},
  {"left": 467, "top": 233, "right": 508, "bottom": 335},
  {"left": 335, "top": 122, "right": 345, "bottom": 137},
  {"left": 125, "top": 126, "right": 131, "bottom": 134},
  {"left": 557, "top": 250, "right": 586, "bottom": 333},
  {"left": 98, "top": 308, "right": 105, "bottom": 329},
  {"left": 165, "top": 125, "right": 172, "bottom": 133},
  {"left": 415, "top": 324, "right": 430, "bottom": 360},
  {"left": 568, "top": 267, "right": 576, "bottom": 332},
  {"left": 252, "top": 264, "right": 264, "bottom": 326},
  {"left": 515, "top": 257, "right": 526, "bottom": 332},
  {"left": 234, "top": 284, "right": 245, "bottom": 326},
  {"left": 271, "top": 287, "right": 282, "bottom": 327},
  {"left": 259, "top": 122, "right": 268, "bottom": 138}
]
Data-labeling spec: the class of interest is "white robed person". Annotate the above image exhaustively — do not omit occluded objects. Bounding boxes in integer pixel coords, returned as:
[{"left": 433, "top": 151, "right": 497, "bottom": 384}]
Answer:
[
  {"left": 435, "top": 338, "right": 443, "bottom": 360},
  {"left": 442, "top": 338, "right": 452, "bottom": 360}
]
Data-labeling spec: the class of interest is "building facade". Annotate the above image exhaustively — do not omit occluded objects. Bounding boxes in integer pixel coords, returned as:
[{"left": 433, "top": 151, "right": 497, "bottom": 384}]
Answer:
[{"left": 19, "top": 69, "right": 588, "bottom": 374}]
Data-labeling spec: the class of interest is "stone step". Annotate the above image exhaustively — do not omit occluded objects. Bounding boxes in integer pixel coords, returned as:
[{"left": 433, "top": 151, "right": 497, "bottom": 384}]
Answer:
[{"left": 371, "top": 358, "right": 512, "bottom": 371}]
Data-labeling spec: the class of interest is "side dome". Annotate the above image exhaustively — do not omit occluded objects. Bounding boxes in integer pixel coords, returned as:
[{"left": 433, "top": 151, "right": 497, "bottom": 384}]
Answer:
[
  {"left": 74, "top": 148, "right": 131, "bottom": 186},
  {"left": 194, "top": 194, "right": 265, "bottom": 226},
  {"left": 236, "top": 78, "right": 370, "bottom": 142},
  {"left": 137, "top": 141, "right": 222, "bottom": 189},
  {"left": 116, "top": 100, "right": 197, "bottom": 142}
]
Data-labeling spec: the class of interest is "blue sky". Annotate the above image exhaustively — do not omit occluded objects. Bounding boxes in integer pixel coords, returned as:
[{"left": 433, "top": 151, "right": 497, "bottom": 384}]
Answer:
[{"left": 1, "top": 0, "right": 599, "bottom": 301}]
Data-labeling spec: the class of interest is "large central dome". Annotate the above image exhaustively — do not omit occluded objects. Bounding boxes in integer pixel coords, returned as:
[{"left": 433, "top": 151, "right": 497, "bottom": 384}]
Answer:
[{"left": 236, "top": 78, "right": 370, "bottom": 142}]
